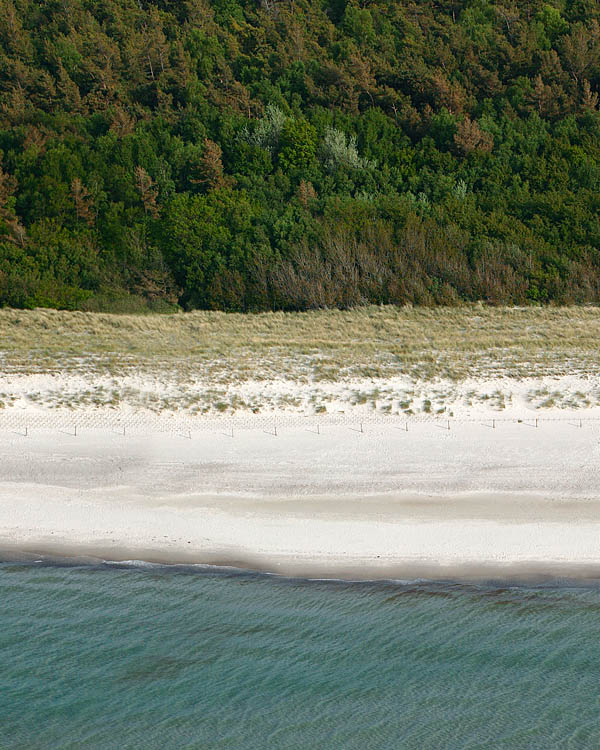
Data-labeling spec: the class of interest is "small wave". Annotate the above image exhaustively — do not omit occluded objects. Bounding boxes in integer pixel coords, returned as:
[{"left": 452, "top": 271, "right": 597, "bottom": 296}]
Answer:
[{"left": 105, "top": 559, "right": 158, "bottom": 568}]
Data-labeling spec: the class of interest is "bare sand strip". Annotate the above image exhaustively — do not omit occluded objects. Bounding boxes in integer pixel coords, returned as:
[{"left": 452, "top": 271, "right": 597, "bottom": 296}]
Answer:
[{"left": 1, "top": 418, "right": 600, "bottom": 579}]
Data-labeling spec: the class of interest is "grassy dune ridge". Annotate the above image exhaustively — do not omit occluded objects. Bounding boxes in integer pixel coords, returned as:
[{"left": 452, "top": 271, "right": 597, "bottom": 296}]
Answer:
[
  {"left": 1, "top": 305, "right": 600, "bottom": 381},
  {"left": 1, "top": 306, "right": 599, "bottom": 416}
]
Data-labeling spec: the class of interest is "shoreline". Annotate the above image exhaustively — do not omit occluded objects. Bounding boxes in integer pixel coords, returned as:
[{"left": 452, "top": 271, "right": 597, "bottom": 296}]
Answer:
[{"left": 3, "top": 544, "right": 600, "bottom": 586}]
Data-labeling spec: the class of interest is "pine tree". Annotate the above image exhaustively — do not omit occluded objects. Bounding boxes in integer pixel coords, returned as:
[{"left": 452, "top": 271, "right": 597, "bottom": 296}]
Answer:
[
  {"left": 192, "top": 139, "right": 225, "bottom": 190},
  {"left": 71, "top": 179, "right": 94, "bottom": 227},
  {"left": 134, "top": 167, "right": 159, "bottom": 218}
]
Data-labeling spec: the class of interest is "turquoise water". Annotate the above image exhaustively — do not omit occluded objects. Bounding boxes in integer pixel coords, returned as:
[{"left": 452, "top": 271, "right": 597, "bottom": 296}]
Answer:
[{"left": 1, "top": 562, "right": 599, "bottom": 749}]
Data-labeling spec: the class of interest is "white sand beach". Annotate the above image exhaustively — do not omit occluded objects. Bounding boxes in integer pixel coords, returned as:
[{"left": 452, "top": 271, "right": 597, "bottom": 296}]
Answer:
[{"left": 1, "top": 405, "right": 600, "bottom": 579}]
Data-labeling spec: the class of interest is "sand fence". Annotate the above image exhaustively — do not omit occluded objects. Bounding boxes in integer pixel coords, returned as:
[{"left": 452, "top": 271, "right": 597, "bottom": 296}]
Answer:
[{"left": 0, "top": 408, "right": 599, "bottom": 439}]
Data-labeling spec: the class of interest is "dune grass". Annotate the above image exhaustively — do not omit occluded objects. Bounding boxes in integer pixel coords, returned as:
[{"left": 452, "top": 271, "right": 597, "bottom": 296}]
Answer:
[
  {"left": 2, "top": 305, "right": 600, "bottom": 416},
  {"left": 1, "top": 305, "right": 599, "bottom": 382}
]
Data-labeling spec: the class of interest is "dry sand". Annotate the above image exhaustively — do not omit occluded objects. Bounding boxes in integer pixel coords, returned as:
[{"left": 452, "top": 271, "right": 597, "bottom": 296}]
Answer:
[{"left": 1, "top": 414, "right": 599, "bottom": 580}]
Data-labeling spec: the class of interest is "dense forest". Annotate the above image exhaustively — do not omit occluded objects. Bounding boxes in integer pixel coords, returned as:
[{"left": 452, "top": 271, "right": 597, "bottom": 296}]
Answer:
[{"left": 1, "top": 0, "right": 600, "bottom": 311}]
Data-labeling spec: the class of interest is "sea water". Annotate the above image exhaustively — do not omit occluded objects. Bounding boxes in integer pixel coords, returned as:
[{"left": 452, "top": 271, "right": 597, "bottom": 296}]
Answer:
[{"left": 1, "top": 561, "right": 599, "bottom": 749}]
